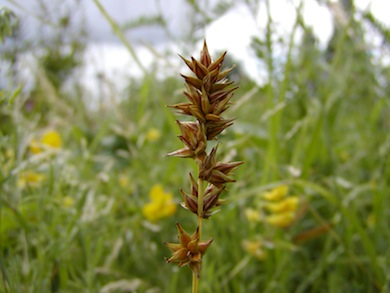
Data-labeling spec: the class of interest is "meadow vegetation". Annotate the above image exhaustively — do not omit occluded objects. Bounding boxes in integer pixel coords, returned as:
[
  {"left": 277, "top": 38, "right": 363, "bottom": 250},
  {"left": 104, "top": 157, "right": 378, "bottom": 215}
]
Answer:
[{"left": 1, "top": 1, "right": 390, "bottom": 292}]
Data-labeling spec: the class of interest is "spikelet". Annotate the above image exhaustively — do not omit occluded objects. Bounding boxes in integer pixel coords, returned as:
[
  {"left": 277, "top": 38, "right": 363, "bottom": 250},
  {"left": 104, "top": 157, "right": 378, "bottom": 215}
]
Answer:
[{"left": 165, "top": 40, "right": 242, "bottom": 280}]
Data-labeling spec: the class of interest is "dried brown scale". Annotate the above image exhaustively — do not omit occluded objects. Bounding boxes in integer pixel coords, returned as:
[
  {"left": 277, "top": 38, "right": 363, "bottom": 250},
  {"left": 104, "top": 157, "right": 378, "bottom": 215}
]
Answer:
[
  {"left": 165, "top": 223, "right": 213, "bottom": 279},
  {"left": 206, "top": 118, "right": 234, "bottom": 140},
  {"left": 202, "top": 184, "right": 226, "bottom": 217},
  {"left": 166, "top": 121, "right": 206, "bottom": 160},
  {"left": 165, "top": 40, "right": 243, "bottom": 279},
  {"left": 209, "top": 87, "right": 237, "bottom": 104},
  {"left": 180, "top": 174, "right": 226, "bottom": 218}
]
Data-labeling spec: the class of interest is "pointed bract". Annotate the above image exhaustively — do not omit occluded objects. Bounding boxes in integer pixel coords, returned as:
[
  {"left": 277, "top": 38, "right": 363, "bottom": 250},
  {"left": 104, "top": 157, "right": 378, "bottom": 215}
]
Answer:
[
  {"left": 165, "top": 224, "right": 213, "bottom": 278},
  {"left": 200, "top": 40, "right": 212, "bottom": 67}
]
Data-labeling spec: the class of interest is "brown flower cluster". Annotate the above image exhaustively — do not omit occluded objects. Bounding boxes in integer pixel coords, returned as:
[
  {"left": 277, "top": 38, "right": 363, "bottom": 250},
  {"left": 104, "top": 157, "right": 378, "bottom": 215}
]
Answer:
[
  {"left": 165, "top": 40, "right": 242, "bottom": 278},
  {"left": 165, "top": 223, "right": 213, "bottom": 279},
  {"left": 167, "top": 40, "right": 242, "bottom": 216}
]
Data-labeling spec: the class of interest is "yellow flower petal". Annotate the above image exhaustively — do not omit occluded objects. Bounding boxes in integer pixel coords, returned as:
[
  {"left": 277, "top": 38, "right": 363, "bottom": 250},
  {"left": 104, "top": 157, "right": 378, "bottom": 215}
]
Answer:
[
  {"left": 265, "top": 212, "right": 295, "bottom": 228},
  {"left": 265, "top": 196, "right": 299, "bottom": 213},
  {"left": 242, "top": 240, "right": 267, "bottom": 260},
  {"left": 143, "top": 184, "right": 177, "bottom": 222},
  {"left": 41, "top": 130, "right": 62, "bottom": 149},
  {"left": 63, "top": 196, "right": 75, "bottom": 208},
  {"left": 142, "top": 202, "right": 160, "bottom": 222},
  {"left": 262, "top": 185, "right": 288, "bottom": 201},
  {"left": 244, "top": 208, "right": 261, "bottom": 222},
  {"left": 150, "top": 184, "right": 165, "bottom": 201},
  {"left": 29, "top": 139, "right": 42, "bottom": 154},
  {"left": 146, "top": 128, "right": 161, "bottom": 142},
  {"left": 17, "top": 172, "right": 45, "bottom": 189},
  {"left": 29, "top": 130, "right": 62, "bottom": 154}
]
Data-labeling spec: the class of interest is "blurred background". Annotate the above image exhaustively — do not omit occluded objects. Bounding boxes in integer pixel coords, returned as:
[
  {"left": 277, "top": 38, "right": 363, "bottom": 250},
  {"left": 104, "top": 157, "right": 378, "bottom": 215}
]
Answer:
[{"left": 1, "top": 0, "right": 390, "bottom": 292}]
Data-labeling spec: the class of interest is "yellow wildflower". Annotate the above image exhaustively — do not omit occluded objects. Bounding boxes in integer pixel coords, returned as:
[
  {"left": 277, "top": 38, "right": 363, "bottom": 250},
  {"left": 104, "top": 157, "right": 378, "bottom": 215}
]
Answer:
[
  {"left": 17, "top": 171, "right": 45, "bottom": 189},
  {"left": 2, "top": 148, "right": 15, "bottom": 173},
  {"left": 242, "top": 239, "right": 267, "bottom": 260},
  {"left": 118, "top": 174, "right": 133, "bottom": 193},
  {"left": 142, "top": 184, "right": 177, "bottom": 222},
  {"left": 261, "top": 185, "right": 300, "bottom": 228},
  {"left": 30, "top": 130, "right": 62, "bottom": 154},
  {"left": 5, "top": 148, "right": 14, "bottom": 159},
  {"left": 29, "top": 139, "right": 41, "bottom": 154},
  {"left": 264, "top": 196, "right": 299, "bottom": 213},
  {"left": 63, "top": 196, "right": 75, "bottom": 208},
  {"left": 146, "top": 128, "right": 161, "bottom": 142},
  {"left": 262, "top": 185, "right": 288, "bottom": 201},
  {"left": 244, "top": 208, "right": 261, "bottom": 223},
  {"left": 265, "top": 212, "right": 295, "bottom": 228}
]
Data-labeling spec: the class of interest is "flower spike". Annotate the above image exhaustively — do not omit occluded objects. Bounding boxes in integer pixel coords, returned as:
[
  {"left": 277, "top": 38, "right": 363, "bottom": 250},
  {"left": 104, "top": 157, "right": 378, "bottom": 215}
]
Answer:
[{"left": 165, "top": 40, "right": 242, "bottom": 286}]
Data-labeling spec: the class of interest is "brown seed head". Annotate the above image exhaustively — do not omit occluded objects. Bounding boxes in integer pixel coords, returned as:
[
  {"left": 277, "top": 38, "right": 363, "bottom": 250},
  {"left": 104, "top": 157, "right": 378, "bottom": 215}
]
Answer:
[
  {"left": 180, "top": 173, "right": 227, "bottom": 218},
  {"left": 165, "top": 223, "right": 213, "bottom": 278},
  {"left": 199, "top": 145, "right": 243, "bottom": 187},
  {"left": 169, "top": 40, "right": 238, "bottom": 140},
  {"left": 166, "top": 121, "right": 207, "bottom": 161}
]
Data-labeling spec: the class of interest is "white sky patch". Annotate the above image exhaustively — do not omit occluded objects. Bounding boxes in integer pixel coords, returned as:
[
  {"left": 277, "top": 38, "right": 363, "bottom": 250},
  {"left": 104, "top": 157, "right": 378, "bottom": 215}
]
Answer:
[
  {"left": 205, "top": 4, "right": 259, "bottom": 81},
  {"left": 204, "top": 0, "right": 333, "bottom": 84},
  {"left": 356, "top": 0, "right": 390, "bottom": 25},
  {"left": 81, "top": 43, "right": 154, "bottom": 98},
  {"left": 301, "top": 1, "right": 333, "bottom": 46},
  {"left": 79, "top": 0, "right": 389, "bottom": 91}
]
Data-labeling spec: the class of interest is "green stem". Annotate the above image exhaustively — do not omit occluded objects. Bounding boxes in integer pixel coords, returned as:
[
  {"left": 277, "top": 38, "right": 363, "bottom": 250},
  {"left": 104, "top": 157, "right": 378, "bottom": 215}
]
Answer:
[
  {"left": 262, "top": 0, "right": 277, "bottom": 184},
  {"left": 197, "top": 177, "right": 205, "bottom": 236},
  {"left": 192, "top": 272, "right": 199, "bottom": 293},
  {"left": 192, "top": 172, "right": 205, "bottom": 293}
]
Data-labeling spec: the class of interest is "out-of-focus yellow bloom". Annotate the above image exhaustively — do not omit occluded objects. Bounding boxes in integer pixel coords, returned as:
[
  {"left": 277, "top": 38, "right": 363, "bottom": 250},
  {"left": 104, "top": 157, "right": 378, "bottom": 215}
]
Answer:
[
  {"left": 262, "top": 185, "right": 288, "bottom": 201},
  {"left": 146, "top": 128, "right": 161, "bottom": 142},
  {"left": 262, "top": 185, "right": 300, "bottom": 228},
  {"left": 2, "top": 148, "right": 15, "bottom": 173},
  {"left": 30, "top": 130, "right": 62, "bottom": 154},
  {"left": 242, "top": 239, "right": 267, "bottom": 260},
  {"left": 244, "top": 208, "right": 261, "bottom": 223},
  {"left": 118, "top": 174, "right": 133, "bottom": 193},
  {"left": 265, "top": 212, "right": 295, "bottom": 228},
  {"left": 264, "top": 196, "right": 299, "bottom": 213},
  {"left": 29, "top": 139, "right": 41, "bottom": 154},
  {"left": 5, "top": 148, "right": 14, "bottom": 159},
  {"left": 119, "top": 175, "right": 129, "bottom": 188},
  {"left": 142, "top": 184, "right": 176, "bottom": 222},
  {"left": 63, "top": 196, "right": 75, "bottom": 208},
  {"left": 17, "top": 171, "right": 45, "bottom": 189},
  {"left": 41, "top": 130, "right": 62, "bottom": 148}
]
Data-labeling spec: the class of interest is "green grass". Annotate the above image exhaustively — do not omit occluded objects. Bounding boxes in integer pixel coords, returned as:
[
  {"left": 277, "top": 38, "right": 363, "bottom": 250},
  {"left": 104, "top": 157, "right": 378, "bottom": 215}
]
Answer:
[{"left": 1, "top": 1, "right": 390, "bottom": 292}]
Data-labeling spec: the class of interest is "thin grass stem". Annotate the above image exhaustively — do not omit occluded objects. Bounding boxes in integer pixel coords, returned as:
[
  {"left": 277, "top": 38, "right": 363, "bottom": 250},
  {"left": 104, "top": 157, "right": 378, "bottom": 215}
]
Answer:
[
  {"left": 192, "top": 271, "right": 199, "bottom": 293},
  {"left": 192, "top": 176, "right": 205, "bottom": 293},
  {"left": 197, "top": 177, "right": 205, "bottom": 237}
]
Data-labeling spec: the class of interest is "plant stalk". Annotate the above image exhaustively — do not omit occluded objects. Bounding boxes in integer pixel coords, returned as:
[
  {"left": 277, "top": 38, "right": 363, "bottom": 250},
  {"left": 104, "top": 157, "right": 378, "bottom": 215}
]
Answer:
[
  {"left": 192, "top": 173, "right": 205, "bottom": 293},
  {"left": 197, "top": 177, "right": 205, "bottom": 236},
  {"left": 192, "top": 272, "right": 199, "bottom": 293}
]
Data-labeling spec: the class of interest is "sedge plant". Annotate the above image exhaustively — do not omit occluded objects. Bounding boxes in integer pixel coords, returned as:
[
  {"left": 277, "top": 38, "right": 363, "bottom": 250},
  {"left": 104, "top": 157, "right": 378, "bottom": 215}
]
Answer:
[{"left": 164, "top": 40, "right": 243, "bottom": 292}]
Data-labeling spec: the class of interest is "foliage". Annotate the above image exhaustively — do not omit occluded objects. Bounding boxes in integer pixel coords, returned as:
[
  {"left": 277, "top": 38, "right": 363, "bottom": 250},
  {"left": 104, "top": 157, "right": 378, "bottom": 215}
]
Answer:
[
  {"left": 0, "top": 7, "right": 17, "bottom": 43},
  {"left": 1, "top": 0, "right": 390, "bottom": 292}
]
